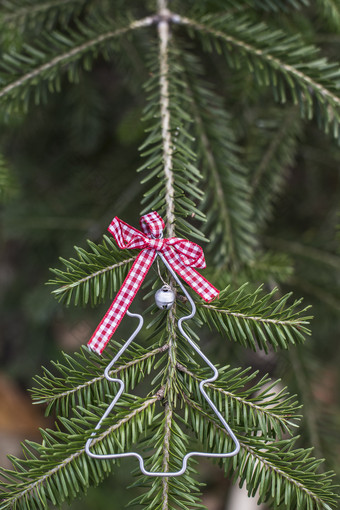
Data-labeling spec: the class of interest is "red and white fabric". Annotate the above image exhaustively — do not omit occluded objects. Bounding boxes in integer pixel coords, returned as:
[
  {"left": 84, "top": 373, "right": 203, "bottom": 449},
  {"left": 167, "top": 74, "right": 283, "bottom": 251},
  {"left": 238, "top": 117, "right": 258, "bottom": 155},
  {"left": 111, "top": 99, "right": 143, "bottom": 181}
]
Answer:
[{"left": 88, "top": 212, "right": 219, "bottom": 354}]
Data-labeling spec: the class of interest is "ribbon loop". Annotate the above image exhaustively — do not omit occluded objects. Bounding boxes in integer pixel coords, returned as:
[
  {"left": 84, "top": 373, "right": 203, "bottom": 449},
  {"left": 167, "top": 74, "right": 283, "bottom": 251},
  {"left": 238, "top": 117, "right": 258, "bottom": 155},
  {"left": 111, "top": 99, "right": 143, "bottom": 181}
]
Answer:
[
  {"left": 167, "top": 239, "right": 205, "bottom": 268},
  {"left": 140, "top": 211, "right": 165, "bottom": 237},
  {"left": 88, "top": 212, "right": 219, "bottom": 354}
]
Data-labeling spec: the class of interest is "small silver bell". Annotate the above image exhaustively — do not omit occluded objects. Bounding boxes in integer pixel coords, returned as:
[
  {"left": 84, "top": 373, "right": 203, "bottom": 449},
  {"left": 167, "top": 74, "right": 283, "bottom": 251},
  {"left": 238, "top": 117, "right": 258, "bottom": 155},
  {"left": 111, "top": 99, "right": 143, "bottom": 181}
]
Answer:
[{"left": 155, "top": 285, "right": 175, "bottom": 310}]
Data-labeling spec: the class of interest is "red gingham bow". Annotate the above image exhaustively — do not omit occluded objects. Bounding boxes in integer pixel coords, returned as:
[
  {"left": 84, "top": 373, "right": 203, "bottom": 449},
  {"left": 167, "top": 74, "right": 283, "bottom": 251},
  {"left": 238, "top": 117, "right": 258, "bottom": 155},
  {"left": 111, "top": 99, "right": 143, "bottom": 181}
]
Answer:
[{"left": 87, "top": 212, "right": 219, "bottom": 354}]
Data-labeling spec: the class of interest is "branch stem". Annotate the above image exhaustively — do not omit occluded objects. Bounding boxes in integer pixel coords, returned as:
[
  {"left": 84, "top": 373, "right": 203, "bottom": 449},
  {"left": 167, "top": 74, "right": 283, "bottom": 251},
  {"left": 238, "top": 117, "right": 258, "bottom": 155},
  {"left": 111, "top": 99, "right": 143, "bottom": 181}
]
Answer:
[
  {"left": 158, "top": 2, "right": 175, "bottom": 238},
  {"left": 52, "top": 256, "right": 137, "bottom": 295},
  {"left": 157, "top": 1, "right": 176, "bottom": 494},
  {"left": 198, "top": 303, "right": 309, "bottom": 328}
]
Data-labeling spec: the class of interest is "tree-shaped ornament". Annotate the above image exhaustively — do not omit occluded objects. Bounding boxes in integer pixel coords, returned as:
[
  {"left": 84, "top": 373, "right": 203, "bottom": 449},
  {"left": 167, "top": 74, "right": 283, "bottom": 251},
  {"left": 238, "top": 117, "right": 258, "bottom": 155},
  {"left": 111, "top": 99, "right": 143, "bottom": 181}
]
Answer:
[{"left": 85, "top": 211, "right": 240, "bottom": 476}]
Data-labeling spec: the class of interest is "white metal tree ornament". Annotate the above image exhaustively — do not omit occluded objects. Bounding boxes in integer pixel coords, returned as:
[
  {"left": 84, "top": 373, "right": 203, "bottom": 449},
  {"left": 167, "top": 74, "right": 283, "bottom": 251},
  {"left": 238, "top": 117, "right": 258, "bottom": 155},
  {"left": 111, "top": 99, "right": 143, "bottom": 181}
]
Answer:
[{"left": 85, "top": 213, "right": 240, "bottom": 475}]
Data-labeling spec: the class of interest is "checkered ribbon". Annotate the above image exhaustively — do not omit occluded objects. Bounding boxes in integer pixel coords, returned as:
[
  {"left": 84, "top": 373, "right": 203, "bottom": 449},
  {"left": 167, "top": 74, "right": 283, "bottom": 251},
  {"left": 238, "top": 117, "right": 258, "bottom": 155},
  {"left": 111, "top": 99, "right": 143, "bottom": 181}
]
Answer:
[{"left": 88, "top": 212, "right": 219, "bottom": 354}]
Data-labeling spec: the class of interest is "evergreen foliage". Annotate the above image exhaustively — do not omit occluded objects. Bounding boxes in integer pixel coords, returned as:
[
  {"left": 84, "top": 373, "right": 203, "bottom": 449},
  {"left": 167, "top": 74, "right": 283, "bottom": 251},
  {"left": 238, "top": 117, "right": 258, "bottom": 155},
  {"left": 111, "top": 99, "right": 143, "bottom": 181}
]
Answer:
[
  {"left": 0, "top": 1, "right": 339, "bottom": 510},
  {"left": 49, "top": 235, "right": 137, "bottom": 307},
  {"left": 0, "top": 153, "right": 16, "bottom": 202}
]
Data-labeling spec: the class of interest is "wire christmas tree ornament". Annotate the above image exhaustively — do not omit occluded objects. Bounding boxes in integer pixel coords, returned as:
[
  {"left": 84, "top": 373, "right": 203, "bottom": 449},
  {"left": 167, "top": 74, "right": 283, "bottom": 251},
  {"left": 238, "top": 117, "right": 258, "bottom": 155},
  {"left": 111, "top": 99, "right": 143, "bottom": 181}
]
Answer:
[{"left": 85, "top": 211, "right": 240, "bottom": 476}]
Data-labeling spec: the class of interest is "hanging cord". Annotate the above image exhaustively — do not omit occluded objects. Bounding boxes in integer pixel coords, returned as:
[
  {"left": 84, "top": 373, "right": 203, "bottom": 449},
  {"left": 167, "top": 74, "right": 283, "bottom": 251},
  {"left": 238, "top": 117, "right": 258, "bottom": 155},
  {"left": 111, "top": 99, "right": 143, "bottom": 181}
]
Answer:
[{"left": 156, "top": 256, "right": 169, "bottom": 287}]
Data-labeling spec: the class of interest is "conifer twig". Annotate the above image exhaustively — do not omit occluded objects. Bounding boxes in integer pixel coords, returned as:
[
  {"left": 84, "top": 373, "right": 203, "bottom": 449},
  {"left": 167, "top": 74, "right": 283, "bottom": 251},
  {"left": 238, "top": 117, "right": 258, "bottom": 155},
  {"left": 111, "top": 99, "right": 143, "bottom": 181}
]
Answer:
[
  {"left": 0, "top": 15, "right": 156, "bottom": 101},
  {"left": 179, "top": 15, "right": 340, "bottom": 106},
  {"left": 1, "top": 0, "right": 83, "bottom": 24},
  {"left": 251, "top": 109, "right": 299, "bottom": 192},
  {"left": 157, "top": 0, "right": 177, "bottom": 495},
  {"left": 185, "top": 397, "right": 333, "bottom": 509},
  {"left": 158, "top": 1, "right": 175, "bottom": 238},
  {"left": 52, "top": 256, "right": 137, "bottom": 296},
  {"left": 33, "top": 345, "right": 169, "bottom": 408},
  {"left": 184, "top": 78, "right": 235, "bottom": 261},
  {"left": 0, "top": 393, "right": 162, "bottom": 509}
]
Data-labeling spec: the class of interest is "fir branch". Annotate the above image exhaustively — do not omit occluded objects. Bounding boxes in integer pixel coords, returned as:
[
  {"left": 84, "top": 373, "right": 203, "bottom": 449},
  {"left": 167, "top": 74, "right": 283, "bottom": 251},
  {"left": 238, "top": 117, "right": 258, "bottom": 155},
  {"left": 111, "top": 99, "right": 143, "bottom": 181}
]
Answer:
[
  {"left": 248, "top": 107, "right": 303, "bottom": 228},
  {"left": 177, "top": 13, "right": 340, "bottom": 139},
  {"left": 158, "top": 3, "right": 175, "bottom": 238},
  {"left": 130, "top": 416, "right": 204, "bottom": 510},
  {"left": 48, "top": 235, "right": 137, "bottom": 306},
  {"left": 196, "top": 284, "right": 311, "bottom": 352},
  {"left": 0, "top": 14, "right": 155, "bottom": 112},
  {"left": 186, "top": 399, "right": 339, "bottom": 510},
  {"left": 161, "top": 402, "right": 172, "bottom": 506},
  {"left": 31, "top": 344, "right": 168, "bottom": 416},
  {"left": 179, "top": 48, "right": 256, "bottom": 267},
  {"left": 0, "top": 394, "right": 161, "bottom": 510},
  {"left": 266, "top": 236, "right": 340, "bottom": 270},
  {"left": 161, "top": 292, "right": 177, "bottom": 486},
  {"left": 157, "top": 4, "right": 179, "bottom": 490},
  {"left": 139, "top": 49, "right": 206, "bottom": 241},
  {"left": 0, "top": 0, "right": 87, "bottom": 32},
  {"left": 212, "top": 251, "right": 294, "bottom": 289},
  {"left": 139, "top": 52, "right": 206, "bottom": 241},
  {"left": 178, "top": 364, "right": 300, "bottom": 437},
  {"left": 290, "top": 277, "right": 340, "bottom": 313},
  {"left": 185, "top": 0, "right": 309, "bottom": 15}
]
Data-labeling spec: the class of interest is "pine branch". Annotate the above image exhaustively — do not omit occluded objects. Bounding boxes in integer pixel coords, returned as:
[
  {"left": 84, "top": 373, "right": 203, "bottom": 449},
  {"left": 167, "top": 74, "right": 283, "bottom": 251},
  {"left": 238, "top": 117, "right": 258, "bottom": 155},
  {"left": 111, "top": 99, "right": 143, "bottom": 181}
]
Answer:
[
  {"left": 0, "top": 14, "right": 155, "bottom": 113},
  {"left": 48, "top": 235, "right": 137, "bottom": 306},
  {"left": 177, "top": 12, "right": 340, "bottom": 139},
  {"left": 177, "top": 364, "right": 300, "bottom": 438},
  {"left": 178, "top": 47, "right": 256, "bottom": 268},
  {"left": 139, "top": 45, "right": 206, "bottom": 241},
  {"left": 186, "top": 0, "right": 309, "bottom": 15},
  {"left": 0, "top": 393, "right": 161, "bottom": 510},
  {"left": 31, "top": 343, "right": 169, "bottom": 416},
  {"left": 158, "top": 5, "right": 175, "bottom": 238},
  {"left": 196, "top": 284, "right": 311, "bottom": 352},
  {"left": 186, "top": 399, "right": 339, "bottom": 510},
  {"left": 316, "top": 0, "right": 340, "bottom": 31},
  {"left": 0, "top": 0, "right": 87, "bottom": 34},
  {"left": 247, "top": 107, "right": 303, "bottom": 228}
]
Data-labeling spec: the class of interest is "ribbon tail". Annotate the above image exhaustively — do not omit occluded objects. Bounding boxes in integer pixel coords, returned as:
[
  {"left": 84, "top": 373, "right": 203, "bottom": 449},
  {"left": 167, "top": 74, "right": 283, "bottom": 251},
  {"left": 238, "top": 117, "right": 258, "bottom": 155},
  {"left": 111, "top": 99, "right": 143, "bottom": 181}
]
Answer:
[
  {"left": 87, "top": 249, "right": 156, "bottom": 354},
  {"left": 162, "top": 247, "right": 219, "bottom": 302}
]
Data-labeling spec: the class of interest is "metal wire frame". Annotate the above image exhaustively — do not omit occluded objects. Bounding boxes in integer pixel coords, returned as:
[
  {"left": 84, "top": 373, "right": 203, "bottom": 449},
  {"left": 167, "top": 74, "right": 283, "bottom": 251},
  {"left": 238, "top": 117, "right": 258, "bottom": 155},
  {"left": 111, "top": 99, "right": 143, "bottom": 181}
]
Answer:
[{"left": 85, "top": 252, "right": 240, "bottom": 476}]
